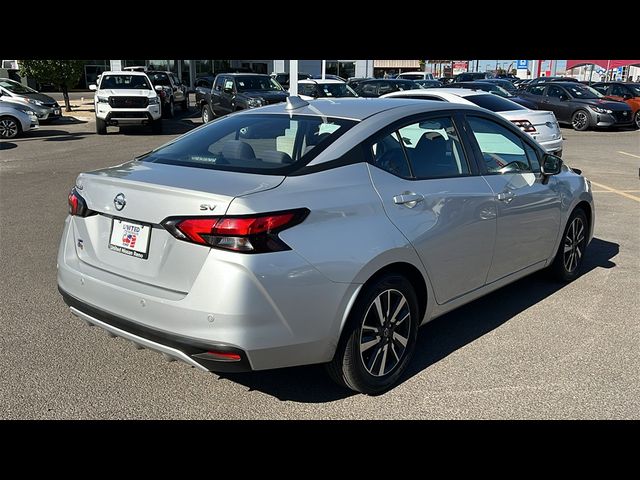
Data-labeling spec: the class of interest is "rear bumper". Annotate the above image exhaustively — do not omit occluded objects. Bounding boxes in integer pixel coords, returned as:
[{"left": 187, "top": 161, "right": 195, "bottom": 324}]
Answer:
[
  {"left": 537, "top": 137, "right": 563, "bottom": 154},
  {"left": 60, "top": 287, "right": 252, "bottom": 372}
]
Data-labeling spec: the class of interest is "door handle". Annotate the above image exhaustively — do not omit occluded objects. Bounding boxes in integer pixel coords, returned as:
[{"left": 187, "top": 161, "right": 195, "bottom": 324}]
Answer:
[
  {"left": 496, "top": 191, "right": 515, "bottom": 203},
  {"left": 393, "top": 192, "right": 424, "bottom": 208}
]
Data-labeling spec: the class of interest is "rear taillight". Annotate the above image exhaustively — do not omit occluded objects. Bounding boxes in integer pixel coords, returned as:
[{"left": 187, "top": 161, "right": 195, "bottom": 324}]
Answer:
[
  {"left": 162, "top": 208, "right": 309, "bottom": 253},
  {"left": 68, "top": 187, "right": 94, "bottom": 217},
  {"left": 511, "top": 120, "right": 537, "bottom": 132}
]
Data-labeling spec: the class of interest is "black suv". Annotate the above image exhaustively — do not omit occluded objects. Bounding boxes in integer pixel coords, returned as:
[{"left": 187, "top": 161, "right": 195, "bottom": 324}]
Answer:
[
  {"left": 146, "top": 70, "right": 189, "bottom": 118},
  {"left": 196, "top": 73, "right": 289, "bottom": 122}
]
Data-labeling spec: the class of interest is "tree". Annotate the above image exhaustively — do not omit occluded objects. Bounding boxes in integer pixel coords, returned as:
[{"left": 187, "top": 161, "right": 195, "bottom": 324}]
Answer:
[{"left": 19, "top": 60, "right": 84, "bottom": 112}]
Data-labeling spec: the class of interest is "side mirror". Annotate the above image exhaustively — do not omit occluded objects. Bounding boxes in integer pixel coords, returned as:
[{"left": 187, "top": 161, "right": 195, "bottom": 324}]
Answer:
[
  {"left": 223, "top": 87, "right": 233, "bottom": 94},
  {"left": 541, "top": 154, "right": 563, "bottom": 176},
  {"left": 154, "top": 85, "right": 163, "bottom": 92},
  {"left": 89, "top": 84, "right": 97, "bottom": 91}
]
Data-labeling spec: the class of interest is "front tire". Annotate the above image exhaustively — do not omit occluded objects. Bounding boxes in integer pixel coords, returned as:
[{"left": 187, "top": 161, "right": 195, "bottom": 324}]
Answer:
[
  {"left": 633, "top": 110, "right": 640, "bottom": 130},
  {"left": 571, "top": 109, "right": 590, "bottom": 131},
  {"left": 163, "top": 98, "right": 175, "bottom": 118},
  {"left": 151, "top": 118, "right": 163, "bottom": 134},
  {"left": 201, "top": 104, "right": 213, "bottom": 123},
  {"left": 96, "top": 117, "right": 107, "bottom": 135},
  {"left": 326, "top": 274, "right": 419, "bottom": 394},
  {"left": 0, "top": 116, "right": 21, "bottom": 139},
  {"left": 550, "top": 208, "right": 588, "bottom": 282}
]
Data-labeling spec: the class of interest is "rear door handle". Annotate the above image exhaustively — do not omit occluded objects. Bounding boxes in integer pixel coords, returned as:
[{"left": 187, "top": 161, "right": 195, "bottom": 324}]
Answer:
[
  {"left": 393, "top": 192, "right": 424, "bottom": 208},
  {"left": 496, "top": 191, "right": 515, "bottom": 203}
]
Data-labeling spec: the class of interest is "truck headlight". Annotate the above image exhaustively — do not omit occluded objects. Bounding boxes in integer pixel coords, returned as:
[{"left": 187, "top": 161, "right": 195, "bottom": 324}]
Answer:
[{"left": 148, "top": 97, "right": 159, "bottom": 105}]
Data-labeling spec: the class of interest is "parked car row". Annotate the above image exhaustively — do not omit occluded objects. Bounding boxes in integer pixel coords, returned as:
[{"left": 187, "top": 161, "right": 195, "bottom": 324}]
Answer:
[{"left": 0, "top": 78, "right": 61, "bottom": 123}]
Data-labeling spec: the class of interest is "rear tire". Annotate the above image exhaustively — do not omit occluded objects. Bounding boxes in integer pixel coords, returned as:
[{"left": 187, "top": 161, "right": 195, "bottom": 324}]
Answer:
[
  {"left": 326, "top": 273, "right": 419, "bottom": 394},
  {"left": 96, "top": 117, "right": 107, "bottom": 135},
  {"left": 633, "top": 110, "right": 640, "bottom": 130},
  {"left": 549, "top": 208, "right": 588, "bottom": 282},
  {"left": 571, "top": 109, "right": 590, "bottom": 131},
  {"left": 163, "top": 98, "right": 175, "bottom": 118},
  {"left": 0, "top": 116, "right": 21, "bottom": 139}
]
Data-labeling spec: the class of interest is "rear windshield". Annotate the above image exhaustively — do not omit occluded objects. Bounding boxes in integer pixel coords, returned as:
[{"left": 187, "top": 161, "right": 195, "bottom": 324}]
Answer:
[
  {"left": 148, "top": 72, "right": 171, "bottom": 87},
  {"left": 465, "top": 94, "right": 526, "bottom": 112},
  {"left": 100, "top": 75, "right": 151, "bottom": 90},
  {"left": 140, "top": 113, "right": 357, "bottom": 174}
]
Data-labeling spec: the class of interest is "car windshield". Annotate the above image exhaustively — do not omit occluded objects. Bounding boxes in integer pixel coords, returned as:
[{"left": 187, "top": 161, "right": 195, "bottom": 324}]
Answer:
[
  {"left": 148, "top": 72, "right": 171, "bottom": 87},
  {"left": 236, "top": 76, "right": 283, "bottom": 91},
  {"left": 465, "top": 94, "right": 526, "bottom": 112},
  {"left": 0, "top": 79, "right": 39, "bottom": 94},
  {"left": 317, "top": 83, "right": 358, "bottom": 97},
  {"left": 140, "top": 114, "right": 357, "bottom": 174},
  {"left": 100, "top": 75, "right": 152, "bottom": 90},
  {"left": 565, "top": 85, "right": 603, "bottom": 99},
  {"left": 400, "top": 74, "right": 424, "bottom": 80}
]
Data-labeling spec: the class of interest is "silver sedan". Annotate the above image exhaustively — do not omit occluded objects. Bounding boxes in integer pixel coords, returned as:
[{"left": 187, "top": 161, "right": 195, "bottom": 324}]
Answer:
[
  {"left": 57, "top": 97, "right": 594, "bottom": 394},
  {"left": 0, "top": 101, "right": 39, "bottom": 138}
]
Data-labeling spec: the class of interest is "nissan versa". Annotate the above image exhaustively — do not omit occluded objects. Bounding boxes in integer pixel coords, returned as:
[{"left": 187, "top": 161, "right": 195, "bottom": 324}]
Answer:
[{"left": 57, "top": 98, "right": 595, "bottom": 394}]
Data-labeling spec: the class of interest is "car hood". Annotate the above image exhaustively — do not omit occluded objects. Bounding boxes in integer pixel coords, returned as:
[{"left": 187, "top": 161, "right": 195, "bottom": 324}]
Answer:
[
  {"left": 239, "top": 90, "right": 289, "bottom": 100},
  {"left": 573, "top": 98, "right": 630, "bottom": 110},
  {"left": 98, "top": 89, "right": 156, "bottom": 97},
  {"left": 20, "top": 92, "right": 58, "bottom": 104}
]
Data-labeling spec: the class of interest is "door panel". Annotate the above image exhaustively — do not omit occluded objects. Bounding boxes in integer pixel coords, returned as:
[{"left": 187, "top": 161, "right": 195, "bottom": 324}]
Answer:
[
  {"left": 465, "top": 115, "right": 562, "bottom": 283},
  {"left": 544, "top": 85, "right": 572, "bottom": 122}
]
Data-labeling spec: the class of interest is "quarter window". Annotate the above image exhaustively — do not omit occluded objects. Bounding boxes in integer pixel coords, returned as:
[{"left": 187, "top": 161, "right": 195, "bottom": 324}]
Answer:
[
  {"left": 467, "top": 116, "right": 532, "bottom": 175},
  {"left": 547, "top": 85, "right": 565, "bottom": 98}
]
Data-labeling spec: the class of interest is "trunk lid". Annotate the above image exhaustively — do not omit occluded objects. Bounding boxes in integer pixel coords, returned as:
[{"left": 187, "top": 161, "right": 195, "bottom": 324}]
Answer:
[{"left": 71, "top": 161, "right": 284, "bottom": 293}]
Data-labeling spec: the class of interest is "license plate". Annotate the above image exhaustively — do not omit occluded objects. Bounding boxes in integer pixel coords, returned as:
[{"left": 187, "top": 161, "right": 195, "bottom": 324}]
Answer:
[
  {"left": 54, "top": 109, "right": 61, "bottom": 115},
  {"left": 108, "top": 218, "right": 151, "bottom": 259}
]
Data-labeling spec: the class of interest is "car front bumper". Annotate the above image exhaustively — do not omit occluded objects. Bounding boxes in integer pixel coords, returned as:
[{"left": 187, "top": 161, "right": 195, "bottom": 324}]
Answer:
[{"left": 589, "top": 110, "right": 634, "bottom": 128}]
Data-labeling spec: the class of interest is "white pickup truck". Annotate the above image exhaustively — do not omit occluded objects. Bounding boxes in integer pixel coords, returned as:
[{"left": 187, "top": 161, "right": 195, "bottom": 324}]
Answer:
[{"left": 90, "top": 71, "right": 162, "bottom": 134}]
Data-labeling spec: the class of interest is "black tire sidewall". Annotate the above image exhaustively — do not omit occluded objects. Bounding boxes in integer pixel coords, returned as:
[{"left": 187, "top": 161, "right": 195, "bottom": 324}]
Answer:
[
  {"left": 634, "top": 110, "right": 640, "bottom": 130},
  {"left": 572, "top": 109, "right": 590, "bottom": 131},
  {"left": 551, "top": 208, "right": 588, "bottom": 282},
  {"left": 338, "top": 274, "right": 420, "bottom": 394}
]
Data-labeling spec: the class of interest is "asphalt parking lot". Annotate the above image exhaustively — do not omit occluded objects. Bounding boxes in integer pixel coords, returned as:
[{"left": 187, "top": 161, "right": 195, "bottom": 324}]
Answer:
[{"left": 1, "top": 110, "right": 638, "bottom": 419}]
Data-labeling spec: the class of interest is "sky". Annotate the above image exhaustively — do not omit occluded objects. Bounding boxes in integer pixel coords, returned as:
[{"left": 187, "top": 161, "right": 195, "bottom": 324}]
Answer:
[{"left": 476, "top": 60, "right": 568, "bottom": 73}]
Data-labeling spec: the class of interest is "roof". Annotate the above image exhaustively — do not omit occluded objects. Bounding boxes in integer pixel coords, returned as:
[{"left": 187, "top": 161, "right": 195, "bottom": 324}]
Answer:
[
  {"left": 100, "top": 71, "right": 149, "bottom": 76},
  {"left": 242, "top": 97, "right": 476, "bottom": 121},
  {"left": 220, "top": 73, "right": 270, "bottom": 77},
  {"left": 298, "top": 79, "right": 345, "bottom": 85}
]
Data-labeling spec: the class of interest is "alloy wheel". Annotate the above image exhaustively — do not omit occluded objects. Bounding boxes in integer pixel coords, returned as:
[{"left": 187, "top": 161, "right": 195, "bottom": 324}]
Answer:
[
  {"left": 202, "top": 106, "right": 209, "bottom": 123},
  {"left": 359, "top": 289, "right": 411, "bottom": 377},
  {"left": 572, "top": 111, "right": 588, "bottom": 130},
  {"left": 0, "top": 118, "right": 19, "bottom": 139},
  {"left": 563, "top": 216, "right": 586, "bottom": 273},
  {"left": 635, "top": 111, "right": 640, "bottom": 129}
]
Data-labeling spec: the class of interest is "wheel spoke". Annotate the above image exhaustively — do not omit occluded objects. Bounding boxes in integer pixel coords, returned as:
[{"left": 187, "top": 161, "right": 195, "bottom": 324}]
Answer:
[
  {"left": 361, "top": 337, "right": 381, "bottom": 353},
  {"left": 390, "top": 343, "right": 400, "bottom": 362},
  {"left": 576, "top": 246, "right": 582, "bottom": 260},
  {"left": 386, "top": 290, "right": 391, "bottom": 319},
  {"left": 394, "top": 312, "right": 410, "bottom": 328},
  {"left": 362, "top": 325, "right": 378, "bottom": 332},
  {"left": 575, "top": 222, "right": 584, "bottom": 242},
  {"left": 389, "top": 296, "right": 407, "bottom": 324},
  {"left": 378, "top": 344, "right": 389, "bottom": 376},
  {"left": 373, "top": 296, "right": 385, "bottom": 325},
  {"left": 367, "top": 345, "right": 383, "bottom": 372},
  {"left": 393, "top": 331, "right": 408, "bottom": 347},
  {"left": 564, "top": 243, "right": 573, "bottom": 253}
]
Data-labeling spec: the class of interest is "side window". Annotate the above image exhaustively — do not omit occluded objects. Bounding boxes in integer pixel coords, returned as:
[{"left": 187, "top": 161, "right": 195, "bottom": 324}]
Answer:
[
  {"left": 547, "top": 85, "right": 564, "bottom": 98},
  {"left": 378, "top": 83, "right": 394, "bottom": 95},
  {"left": 528, "top": 85, "right": 546, "bottom": 96},
  {"left": 397, "top": 117, "right": 470, "bottom": 179},
  {"left": 592, "top": 84, "right": 608, "bottom": 95},
  {"left": 213, "top": 76, "right": 224, "bottom": 91},
  {"left": 298, "top": 84, "right": 317, "bottom": 97},
  {"left": 467, "top": 116, "right": 532, "bottom": 175},
  {"left": 370, "top": 132, "right": 411, "bottom": 178},
  {"left": 610, "top": 84, "right": 626, "bottom": 97},
  {"left": 224, "top": 79, "right": 235, "bottom": 92},
  {"left": 523, "top": 143, "right": 541, "bottom": 173},
  {"left": 361, "top": 83, "right": 378, "bottom": 97}
]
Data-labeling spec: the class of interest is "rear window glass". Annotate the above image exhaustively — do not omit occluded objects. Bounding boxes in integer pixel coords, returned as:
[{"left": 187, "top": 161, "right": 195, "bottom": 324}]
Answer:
[
  {"left": 465, "top": 94, "right": 526, "bottom": 112},
  {"left": 140, "top": 114, "right": 357, "bottom": 174}
]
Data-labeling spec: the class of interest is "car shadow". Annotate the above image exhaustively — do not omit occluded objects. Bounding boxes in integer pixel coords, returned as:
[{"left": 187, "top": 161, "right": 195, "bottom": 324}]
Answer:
[
  {"left": 0, "top": 141, "right": 18, "bottom": 150},
  {"left": 218, "top": 237, "right": 619, "bottom": 402}
]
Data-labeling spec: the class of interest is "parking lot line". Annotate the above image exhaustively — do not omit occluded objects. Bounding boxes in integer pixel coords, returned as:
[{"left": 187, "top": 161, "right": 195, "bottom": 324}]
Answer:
[
  {"left": 618, "top": 151, "right": 640, "bottom": 159},
  {"left": 592, "top": 190, "right": 640, "bottom": 193},
  {"left": 590, "top": 181, "right": 640, "bottom": 202}
]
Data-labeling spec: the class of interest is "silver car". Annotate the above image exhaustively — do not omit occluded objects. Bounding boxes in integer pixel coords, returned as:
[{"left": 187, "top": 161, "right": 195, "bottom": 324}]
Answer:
[
  {"left": 0, "top": 78, "right": 62, "bottom": 122},
  {"left": 57, "top": 98, "right": 595, "bottom": 394},
  {"left": 0, "top": 101, "right": 39, "bottom": 138},
  {"left": 382, "top": 88, "right": 564, "bottom": 156}
]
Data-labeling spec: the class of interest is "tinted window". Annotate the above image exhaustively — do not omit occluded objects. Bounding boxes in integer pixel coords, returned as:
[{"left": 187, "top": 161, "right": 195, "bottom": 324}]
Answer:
[
  {"left": 547, "top": 85, "right": 565, "bottom": 98},
  {"left": 565, "top": 85, "right": 602, "bottom": 99},
  {"left": 465, "top": 94, "right": 526, "bottom": 112},
  {"left": 99, "top": 75, "right": 151, "bottom": 90},
  {"left": 235, "top": 76, "right": 283, "bottom": 92},
  {"left": 213, "top": 76, "right": 224, "bottom": 91},
  {"left": 467, "top": 116, "right": 531, "bottom": 174},
  {"left": 527, "top": 85, "right": 546, "bottom": 96},
  {"left": 591, "top": 84, "right": 608, "bottom": 95},
  {"left": 140, "top": 114, "right": 356, "bottom": 174},
  {"left": 524, "top": 143, "right": 541, "bottom": 173},
  {"left": 148, "top": 72, "right": 172, "bottom": 87},
  {"left": 371, "top": 132, "right": 411, "bottom": 178},
  {"left": 398, "top": 117, "right": 470, "bottom": 179},
  {"left": 610, "top": 84, "right": 627, "bottom": 97},
  {"left": 298, "top": 83, "right": 318, "bottom": 97},
  {"left": 317, "top": 83, "right": 358, "bottom": 97},
  {"left": 359, "top": 82, "right": 379, "bottom": 97},
  {"left": 0, "top": 79, "right": 38, "bottom": 94}
]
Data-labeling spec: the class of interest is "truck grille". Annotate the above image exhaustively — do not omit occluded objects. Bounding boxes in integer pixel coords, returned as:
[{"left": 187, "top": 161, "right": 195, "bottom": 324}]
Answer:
[{"left": 109, "top": 96, "right": 148, "bottom": 108}]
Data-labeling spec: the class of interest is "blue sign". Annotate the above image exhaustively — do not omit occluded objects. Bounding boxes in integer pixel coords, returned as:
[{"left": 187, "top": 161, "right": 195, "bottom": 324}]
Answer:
[{"left": 517, "top": 60, "right": 528, "bottom": 69}]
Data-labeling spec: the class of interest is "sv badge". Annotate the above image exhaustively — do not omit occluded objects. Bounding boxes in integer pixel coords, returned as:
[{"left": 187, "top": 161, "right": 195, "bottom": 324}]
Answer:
[{"left": 199, "top": 204, "right": 216, "bottom": 211}]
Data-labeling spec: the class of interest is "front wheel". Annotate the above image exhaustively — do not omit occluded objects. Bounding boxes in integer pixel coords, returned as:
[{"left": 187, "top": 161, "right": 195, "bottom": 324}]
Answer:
[
  {"left": 549, "top": 208, "right": 588, "bottom": 282},
  {"left": 326, "top": 274, "right": 419, "bottom": 394},
  {"left": 96, "top": 117, "right": 107, "bottom": 135},
  {"left": 633, "top": 110, "right": 640, "bottom": 130},
  {"left": 571, "top": 109, "right": 590, "bottom": 131},
  {"left": 0, "top": 116, "right": 21, "bottom": 139},
  {"left": 201, "top": 104, "right": 213, "bottom": 123},
  {"left": 151, "top": 118, "right": 163, "bottom": 134}
]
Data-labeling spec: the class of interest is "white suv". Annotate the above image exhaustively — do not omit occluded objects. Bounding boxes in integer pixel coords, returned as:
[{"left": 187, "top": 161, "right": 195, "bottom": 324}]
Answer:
[
  {"left": 90, "top": 71, "right": 162, "bottom": 135},
  {"left": 397, "top": 71, "right": 435, "bottom": 81}
]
